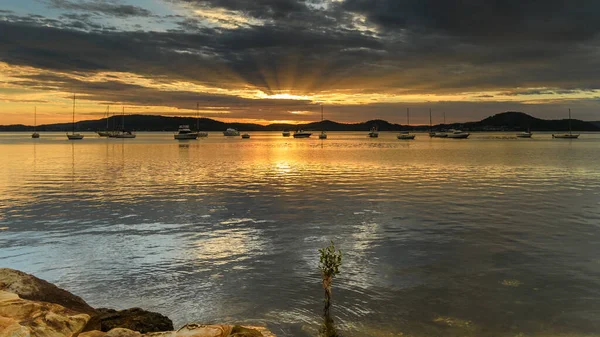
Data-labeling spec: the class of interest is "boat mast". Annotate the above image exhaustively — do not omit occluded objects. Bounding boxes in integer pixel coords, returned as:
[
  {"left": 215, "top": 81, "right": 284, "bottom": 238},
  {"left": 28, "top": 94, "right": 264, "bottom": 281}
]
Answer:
[
  {"left": 429, "top": 108, "right": 432, "bottom": 132},
  {"left": 568, "top": 108, "right": 572, "bottom": 135},
  {"left": 196, "top": 102, "right": 200, "bottom": 131},
  {"left": 106, "top": 106, "right": 110, "bottom": 130},
  {"left": 34, "top": 106, "right": 37, "bottom": 132},
  {"left": 407, "top": 108, "right": 410, "bottom": 131},
  {"left": 122, "top": 106, "right": 125, "bottom": 131},
  {"left": 72, "top": 93, "right": 76, "bottom": 134}
]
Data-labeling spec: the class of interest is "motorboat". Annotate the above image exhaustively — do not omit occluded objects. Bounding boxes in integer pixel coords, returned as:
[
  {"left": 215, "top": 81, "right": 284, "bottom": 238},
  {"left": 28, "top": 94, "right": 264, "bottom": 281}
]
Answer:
[
  {"left": 432, "top": 132, "right": 448, "bottom": 138},
  {"left": 67, "top": 93, "right": 84, "bottom": 140},
  {"left": 241, "top": 133, "right": 250, "bottom": 139},
  {"left": 223, "top": 128, "right": 240, "bottom": 136},
  {"left": 67, "top": 133, "right": 84, "bottom": 140},
  {"left": 293, "top": 130, "right": 312, "bottom": 138},
  {"left": 397, "top": 132, "right": 415, "bottom": 140},
  {"left": 319, "top": 131, "right": 327, "bottom": 139},
  {"left": 552, "top": 109, "right": 580, "bottom": 139},
  {"left": 174, "top": 125, "right": 198, "bottom": 140},
  {"left": 368, "top": 126, "right": 379, "bottom": 138},
  {"left": 282, "top": 130, "right": 291, "bottom": 137},
  {"left": 447, "top": 129, "right": 470, "bottom": 139},
  {"left": 113, "top": 131, "right": 136, "bottom": 138},
  {"left": 516, "top": 131, "right": 532, "bottom": 138}
]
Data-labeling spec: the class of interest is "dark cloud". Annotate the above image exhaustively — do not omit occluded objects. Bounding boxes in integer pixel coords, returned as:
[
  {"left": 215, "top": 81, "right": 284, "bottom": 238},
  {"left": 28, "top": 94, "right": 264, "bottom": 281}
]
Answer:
[
  {"left": 2, "top": 0, "right": 600, "bottom": 122},
  {"left": 45, "top": 0, "right": 155, "bottom": 17}
]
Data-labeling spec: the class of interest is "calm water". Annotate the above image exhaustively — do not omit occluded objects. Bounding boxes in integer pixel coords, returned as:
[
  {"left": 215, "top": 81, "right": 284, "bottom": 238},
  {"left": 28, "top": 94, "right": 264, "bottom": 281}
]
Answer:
[{"left": 1, "top": 132, "right": 599, "bottom": 337}]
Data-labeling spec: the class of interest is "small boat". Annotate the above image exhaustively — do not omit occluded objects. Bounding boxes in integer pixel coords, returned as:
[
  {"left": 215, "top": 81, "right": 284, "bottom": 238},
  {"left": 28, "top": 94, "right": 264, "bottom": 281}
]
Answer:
[
  {"left": 368, "top": 126, "right": 379, "bottom": 138},
  {"left": 113, "top": 131, "right": 136, "bottom": 138},
  {"left": 397, "top": 108, "right": 415, "bottom": 140},
  {"left": 397, "top": 132, "right": 415, "bottom": 140},
  {"left": 447, "top": 129, "right": 470, "bottom": 139},
  {"left": 516, "top": 131, "right": 532, "bottom": 138},
  {"left": 174, "top": 125, "right": 198, "bottom": 140},
  {"left": 194, "top": 103, "right": 208, "bottom": 138},
  {"left": 293, "top": 130, "right": 312, "bottom": 138},
  {"left": 318, "top": 105, "right": 327, "bottom": 139},
  {"left": 282, "top": 130, "right": 291, "bottom": 137},
  {"left": 109, "top": 107, "right": 136, "bottom": 138},
  {"left": 67, "top": 93, "right": 84, "bottom": 140},
  {"left": 98, "top": 106, "right": 111, "bottom": 137},
  {"left": 432, "top": 132, "right": 448, "bottom": 138},
  {"left": 223, "top": 128, "right": 240, "bottom": 136},
  {"left": 241, "top": 133, "right": 250, "bottom": 139},
  {"left": 552, "top": 109, "right": 580, "bottom": 139},
  {"left": 32, "top": 106, "right": 40, "bottom": 138}
]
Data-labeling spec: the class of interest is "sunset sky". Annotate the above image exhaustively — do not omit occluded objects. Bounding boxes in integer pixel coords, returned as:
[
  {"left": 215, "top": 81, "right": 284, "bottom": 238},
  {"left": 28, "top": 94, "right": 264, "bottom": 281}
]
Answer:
[{"left": 1, "top": 0, "right": 600, "bottom": 125}]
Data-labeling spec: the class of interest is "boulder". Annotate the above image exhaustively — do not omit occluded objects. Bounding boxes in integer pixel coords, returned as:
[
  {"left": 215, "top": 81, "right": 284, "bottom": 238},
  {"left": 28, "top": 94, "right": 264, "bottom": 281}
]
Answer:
[
  {"left": 0, "top": 268, "right": 97, "bottom": 315},
  {"left": 0, "top": 290, "right": 90, "bottom": 337},
  {"left": 84, "top": 307, "right": 173, "bottom": 333}
]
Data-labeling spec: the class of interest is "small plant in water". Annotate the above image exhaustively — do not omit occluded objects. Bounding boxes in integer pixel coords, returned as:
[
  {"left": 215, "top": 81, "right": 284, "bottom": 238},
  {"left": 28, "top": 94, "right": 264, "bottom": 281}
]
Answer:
[{"left": 319, "top": 240, "right": 342, "bottom": 313}]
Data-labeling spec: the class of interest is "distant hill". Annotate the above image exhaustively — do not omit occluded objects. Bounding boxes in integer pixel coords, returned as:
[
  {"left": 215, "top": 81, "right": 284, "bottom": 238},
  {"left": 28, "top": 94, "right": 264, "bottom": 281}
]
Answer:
[{"left": 1, "top": 111, "right": 599, "bottom": 132}]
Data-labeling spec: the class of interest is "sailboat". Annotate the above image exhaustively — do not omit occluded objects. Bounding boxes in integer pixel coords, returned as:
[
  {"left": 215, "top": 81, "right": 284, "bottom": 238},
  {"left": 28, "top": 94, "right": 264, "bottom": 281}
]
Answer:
[
  {"left": 428, "top": 108, "right": 435, "bottom": 137},
  {"left": 552, "top": 109, "right": 580, "bottom": 139},
  {"left": 319, "top": 104, "right": 327, "bottom": 139},
  {"left": 397, "top": 108, "right": 416, "bottom": 140},
  {"left": 66, "top": 93, "right": 84, "bottom": 140},
  {"left": 31, "top": 106, "right": 40, "bottom": 138},
  {"left": 112, "top": 107, "right": 136, "bottom": 138},
  {"left": 431, "top": 111, "right": 448, "bottom": 137},
  {"left": 196, "top": 102, "right": 208, "bottom": 138},
  {"left": 97, "top": 106, "right": 111, "bottom": 137}
]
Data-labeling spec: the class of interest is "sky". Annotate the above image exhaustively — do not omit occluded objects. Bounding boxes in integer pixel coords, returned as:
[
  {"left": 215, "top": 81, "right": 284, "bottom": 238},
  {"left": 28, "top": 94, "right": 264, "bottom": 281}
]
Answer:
[{"left": 1, "top": 0, "right": 600, "bottom": 125}]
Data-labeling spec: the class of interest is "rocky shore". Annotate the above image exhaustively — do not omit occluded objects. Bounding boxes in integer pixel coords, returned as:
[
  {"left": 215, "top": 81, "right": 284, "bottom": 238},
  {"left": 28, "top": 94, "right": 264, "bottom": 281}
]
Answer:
[{"left": 0, "top": 269, "right": 274, "bottom": 337}]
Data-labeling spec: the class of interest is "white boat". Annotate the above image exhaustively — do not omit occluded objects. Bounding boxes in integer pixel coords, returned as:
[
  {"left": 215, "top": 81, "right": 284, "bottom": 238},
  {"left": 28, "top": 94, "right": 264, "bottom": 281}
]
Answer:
[
  {"left": 67, "top": 93, "right": 84, "bottom": 140},
  {"left": 397, "top": 108, "right": 415, "bottom": 140},
  {"left": 368, "top": 126, "right": 379, "bottom": 138},
  {"left": 397, "top": 132, "right": 415, "bottom": 140},
  {"left": 223, "top": 128, "right": 240, "bottom": 136},
  {"left": 432, "top": 132, "right": 448, "bottom": 138},
  {"left": 516, "top": 131, "right": 532, "bottom": 138},
  {"left": 282, "top": 130, "right": 291, "bottom": 137},
  {"left": 32, "top": 106, "right": 40, "bottom": 138},
  {"left": 174, "top": 125, "right": 198, "bottom": 140},
  {"left": 293, "top": 130, "right": 312, "bottom": 138},
  {"left": 447, "top": 129, "right": 470, "bottom": 139},
  {"left": 552, "top": 109, "right": 580, "bottom": 139},
  {"left": 241, "top": 133, "right": 250, "bottom": 139},
  {"left": 318, "top": 105, "right": 327, "bottom": 139}
]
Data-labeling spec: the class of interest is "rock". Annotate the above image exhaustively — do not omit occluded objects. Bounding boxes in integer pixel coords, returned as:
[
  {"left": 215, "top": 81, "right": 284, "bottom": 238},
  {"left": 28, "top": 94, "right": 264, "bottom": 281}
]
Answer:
[
  {"left": 85, "top": 307, "right": 173, "bottom": 333},
  {"left": 230, "top": 325, "right": 263, "bottom": 337},
  {"left": 79, "top": 331, "right": 110, "bottom": 337},
  {"left": 0, "top": 268, "right": 97, "bottom": 315},
  {"left": 144, "top": 323, "right": 233, "bottom": 336},
  {"left": 0, "top": 290, "right": 90, "bottom": 337}
]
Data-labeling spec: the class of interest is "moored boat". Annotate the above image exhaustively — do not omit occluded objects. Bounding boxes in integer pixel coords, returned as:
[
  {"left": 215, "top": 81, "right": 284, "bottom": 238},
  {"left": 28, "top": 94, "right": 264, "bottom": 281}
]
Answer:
[
  {"left": 67, "top": 93, "right": 84, "bottom": 140},
  {"left": 282, "top": 130, "right": 291, "bottom": 137},
  {"left": 223, "top": 128, "right": 240, "bottom": 136},
  {"left": 241, "top": 133, "right": 250, "bottom": 139},
  {"left": 174, "top": 125, "right": 198, "bottom": 140},
  {"left": 368, "top": 126, "right": 379, "bottom": 138},
  {"left": 552, "top": 109, "right": 580, "bottom": 139},
  {"left": 293, "top": 130, "right": 312, "bottom": 138},
  {"left": 447, "top": 129, "right": 470, "bottom": 139}
]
